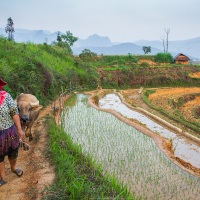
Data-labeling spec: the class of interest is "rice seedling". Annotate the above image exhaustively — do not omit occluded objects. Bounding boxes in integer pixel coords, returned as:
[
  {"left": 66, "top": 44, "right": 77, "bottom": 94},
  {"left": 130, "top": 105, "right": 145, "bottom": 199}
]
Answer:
[
  {"left": 61, "top": 94, "right": 200, "bottom": 200},
  {"left": 99, "top": 93, "right": 200, "bottom": 169}
]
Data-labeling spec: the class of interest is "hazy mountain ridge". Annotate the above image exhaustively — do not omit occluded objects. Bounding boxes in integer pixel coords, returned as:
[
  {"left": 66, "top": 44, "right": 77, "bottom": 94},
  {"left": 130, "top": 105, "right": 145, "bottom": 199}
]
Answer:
[
  {"left": 0, "top": 28, "right": 199, "bottom": 59},
  {"left": 72, "top": 42, "right": 162, "bottom": 56},
  {"left": 74, "top": 34, "right": 114, "bottom": 48},
  {"left": 0, "top": 28, "right": 57, "bottom": 44}
]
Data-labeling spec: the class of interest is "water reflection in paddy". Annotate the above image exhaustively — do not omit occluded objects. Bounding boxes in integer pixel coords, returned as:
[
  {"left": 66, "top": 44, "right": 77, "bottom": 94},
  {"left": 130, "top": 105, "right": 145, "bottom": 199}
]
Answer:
[
  {"left": 99, "top": 93, "right": 200, "bottom": 168},
  {"left": 61, "top": 94, "right": 200, "bottom": 200}
]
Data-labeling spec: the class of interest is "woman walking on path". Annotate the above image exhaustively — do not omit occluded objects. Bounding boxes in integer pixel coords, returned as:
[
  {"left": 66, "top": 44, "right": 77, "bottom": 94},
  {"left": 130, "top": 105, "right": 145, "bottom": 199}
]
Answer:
[{"left": 0, "top": 78, "right": 26, "bottom": 187}]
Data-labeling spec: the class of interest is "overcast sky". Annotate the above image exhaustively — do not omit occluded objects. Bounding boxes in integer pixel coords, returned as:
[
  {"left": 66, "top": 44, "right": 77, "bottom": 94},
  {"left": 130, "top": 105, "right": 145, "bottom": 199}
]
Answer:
[{"left": 0, "top": 0, "right": 199, "bottom": 42}]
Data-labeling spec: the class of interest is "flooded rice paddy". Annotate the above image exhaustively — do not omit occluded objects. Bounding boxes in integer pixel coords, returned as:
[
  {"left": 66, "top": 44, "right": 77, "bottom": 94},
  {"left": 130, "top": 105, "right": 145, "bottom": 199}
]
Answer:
[
  {"left": 61, "top": 94, "right": 200, "bottom": 200},
  {"left": 99, "top": 93, "right": 200, "bottom": 169}
]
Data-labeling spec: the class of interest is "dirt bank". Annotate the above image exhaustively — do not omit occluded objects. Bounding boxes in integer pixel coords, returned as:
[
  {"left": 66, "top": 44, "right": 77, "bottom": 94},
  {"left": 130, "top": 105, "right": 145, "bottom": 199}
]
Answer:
[{"left": 148, "top": 87, "right": 200, "bottom": 127}]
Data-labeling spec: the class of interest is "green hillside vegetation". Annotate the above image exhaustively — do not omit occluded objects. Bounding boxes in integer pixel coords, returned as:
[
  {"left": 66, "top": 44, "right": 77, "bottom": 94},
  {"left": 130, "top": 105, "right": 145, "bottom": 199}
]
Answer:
[
  {"left": 0, "top": 37, "right": 98, "bottom": 105},
  {"left": 77, "top": 53, "right": 200, "bottom": 89},
  {"left": 2, "top": 37, "right": 199, "bottom": 103}
]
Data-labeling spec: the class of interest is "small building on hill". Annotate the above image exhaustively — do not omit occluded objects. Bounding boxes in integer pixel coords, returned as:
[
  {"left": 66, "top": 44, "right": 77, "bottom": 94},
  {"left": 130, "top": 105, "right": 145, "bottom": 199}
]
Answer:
[{"left": 174, "top": 53, "right": 190, "bottom": 64}]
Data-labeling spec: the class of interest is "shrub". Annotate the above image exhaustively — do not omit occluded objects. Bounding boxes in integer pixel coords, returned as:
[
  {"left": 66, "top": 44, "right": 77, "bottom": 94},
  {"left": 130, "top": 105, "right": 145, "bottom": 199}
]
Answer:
[{"left": 155, "top": 53, "right": 173, "bottom": 63}]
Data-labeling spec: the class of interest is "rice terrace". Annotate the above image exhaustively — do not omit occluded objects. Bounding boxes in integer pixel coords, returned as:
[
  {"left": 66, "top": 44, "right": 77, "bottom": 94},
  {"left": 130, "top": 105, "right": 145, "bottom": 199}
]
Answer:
[
  {"left": 61, "top": 92, "right": 200, "bottom": 200},
  {"left": 1, "top": 35, "right": 200, "bottom": 200},
  {"left": 49, "top": 54, "right": 200, "bottom": 200}
]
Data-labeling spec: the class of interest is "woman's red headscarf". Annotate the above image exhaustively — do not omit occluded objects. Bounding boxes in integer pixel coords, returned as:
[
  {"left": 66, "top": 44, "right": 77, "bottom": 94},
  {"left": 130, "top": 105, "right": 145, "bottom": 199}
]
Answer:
[
  {"left": 0, "top": 79, "right": 7, "bottom": 90},
  {"left": 0, "top": 79, "right": 7, "bottom": 105}
]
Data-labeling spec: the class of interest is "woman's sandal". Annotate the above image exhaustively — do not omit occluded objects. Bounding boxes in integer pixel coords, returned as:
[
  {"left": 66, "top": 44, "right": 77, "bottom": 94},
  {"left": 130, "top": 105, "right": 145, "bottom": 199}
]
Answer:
[
  {"left": 0, "top": 179, "right": 7, "bottom": 187},
  {"left": 12, "top": 168, "right": 23, "bottom": 177}
]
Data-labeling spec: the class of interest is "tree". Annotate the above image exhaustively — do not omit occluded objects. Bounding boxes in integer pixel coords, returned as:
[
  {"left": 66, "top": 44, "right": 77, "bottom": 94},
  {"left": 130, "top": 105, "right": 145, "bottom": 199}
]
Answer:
[
  {"left": 57, "top": 31, "right": 62, "bottom": 42},
  {"left": 161, "top": 28, "right": 170, "bottom": 53},
  {"left": 52, "top": 30, "right": 78, "bottom": 55},
  {"left": 142, "top": 46, "right": 151, "bottom": 54},
  {"left": 61, "top": 31, "right": 78, "bottom": 46},
  {"left": 5, "top": 17, "right": 15, "bottom": 41}
]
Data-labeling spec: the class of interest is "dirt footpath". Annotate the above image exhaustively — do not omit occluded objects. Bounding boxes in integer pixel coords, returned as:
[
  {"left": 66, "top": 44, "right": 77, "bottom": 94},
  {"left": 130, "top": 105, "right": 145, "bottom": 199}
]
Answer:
[{"left": 0, "top": 96, "right": 65, "bottom": 200}]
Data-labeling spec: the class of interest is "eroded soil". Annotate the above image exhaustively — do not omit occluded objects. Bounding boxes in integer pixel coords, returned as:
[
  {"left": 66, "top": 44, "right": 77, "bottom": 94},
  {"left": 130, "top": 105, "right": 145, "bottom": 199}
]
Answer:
[{"left": 189, "top": 72, "right": 200, "bottom": 78}]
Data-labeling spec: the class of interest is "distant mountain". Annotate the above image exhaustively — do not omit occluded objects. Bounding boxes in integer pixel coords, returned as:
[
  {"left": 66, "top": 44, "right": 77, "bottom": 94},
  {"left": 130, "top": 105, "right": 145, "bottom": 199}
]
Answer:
[
  {"left": 0, "top": 28, "right": 57, "bottom": 44},
  {"left": 74, "top": 34, "right": 114, "bottom": 48},
  {"left": 72, "top": 42, "right": 161, "bottom": 55},
  {"left": 73, "top": 34, "right": 200, "bottom": 59},
  {"left": 0, "top": 28, "right": 199, "bottom": 59}
]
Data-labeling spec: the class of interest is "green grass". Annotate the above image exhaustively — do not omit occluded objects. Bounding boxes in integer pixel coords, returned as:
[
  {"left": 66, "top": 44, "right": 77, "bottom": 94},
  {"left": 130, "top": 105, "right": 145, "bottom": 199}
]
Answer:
[
  {"left": 42, "top": 118, "right": 135, "bottom": 200},
  {"left": 0, "top": 37, "right": 98, "bottom": 105},
  {"left": 84, "top": 55, "right": 138, "bottom": 68},
  {"left": 134, "top": 55, "right": 155, "bottom": 61}
]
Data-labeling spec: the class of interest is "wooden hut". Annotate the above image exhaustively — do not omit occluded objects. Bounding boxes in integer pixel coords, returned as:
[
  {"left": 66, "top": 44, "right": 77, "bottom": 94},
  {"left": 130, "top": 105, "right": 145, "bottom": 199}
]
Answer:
[{"left": 174, "top": 53, "right": 190, "bottom": 64}]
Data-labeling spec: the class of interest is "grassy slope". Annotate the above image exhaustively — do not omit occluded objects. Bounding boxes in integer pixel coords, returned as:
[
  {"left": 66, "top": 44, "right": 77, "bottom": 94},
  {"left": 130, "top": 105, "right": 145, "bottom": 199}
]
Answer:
[{"left": 0, "top": 38, "right": 98, "bottom": 105}]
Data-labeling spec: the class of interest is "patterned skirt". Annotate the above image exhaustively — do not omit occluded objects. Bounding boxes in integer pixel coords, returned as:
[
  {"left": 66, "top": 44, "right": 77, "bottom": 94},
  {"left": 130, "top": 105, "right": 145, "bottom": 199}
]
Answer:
[{"left": 0, "top": 125, "right": 19, "bottom": 156}]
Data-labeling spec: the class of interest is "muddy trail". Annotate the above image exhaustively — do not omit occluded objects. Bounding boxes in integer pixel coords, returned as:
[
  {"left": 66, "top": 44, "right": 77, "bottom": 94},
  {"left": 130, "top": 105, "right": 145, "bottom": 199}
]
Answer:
[{"left": 0, "top": 96, "right": 67, "bottom": 200}]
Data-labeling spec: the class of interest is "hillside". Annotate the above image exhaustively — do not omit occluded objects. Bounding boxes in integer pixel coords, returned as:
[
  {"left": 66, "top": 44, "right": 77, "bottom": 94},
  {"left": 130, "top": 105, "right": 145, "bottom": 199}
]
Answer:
[
  {"left": 0, "top": 37, "right": 98, "bottom": 105},
  {"left": 98, "top": 64, "right": 200, "bottom": 88},
  {"left": 1, "top": 38, "right": 200, "bottom": 102}
]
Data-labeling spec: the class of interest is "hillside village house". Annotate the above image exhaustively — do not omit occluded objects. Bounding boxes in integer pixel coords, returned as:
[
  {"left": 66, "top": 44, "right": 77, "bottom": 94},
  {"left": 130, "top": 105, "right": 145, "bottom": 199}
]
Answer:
[{"left": 174, "top": 53, "right": 190, "bottom": 64}]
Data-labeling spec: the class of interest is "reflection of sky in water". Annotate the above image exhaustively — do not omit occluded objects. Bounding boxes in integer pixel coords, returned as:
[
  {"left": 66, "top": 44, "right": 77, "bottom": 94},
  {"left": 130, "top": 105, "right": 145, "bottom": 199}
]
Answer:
[
  {"left": 99, "top": 93, "right": 200, "bottom": 168},
  {"left": 173, "top": 139, "right": 200, "bottom": 165}
]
